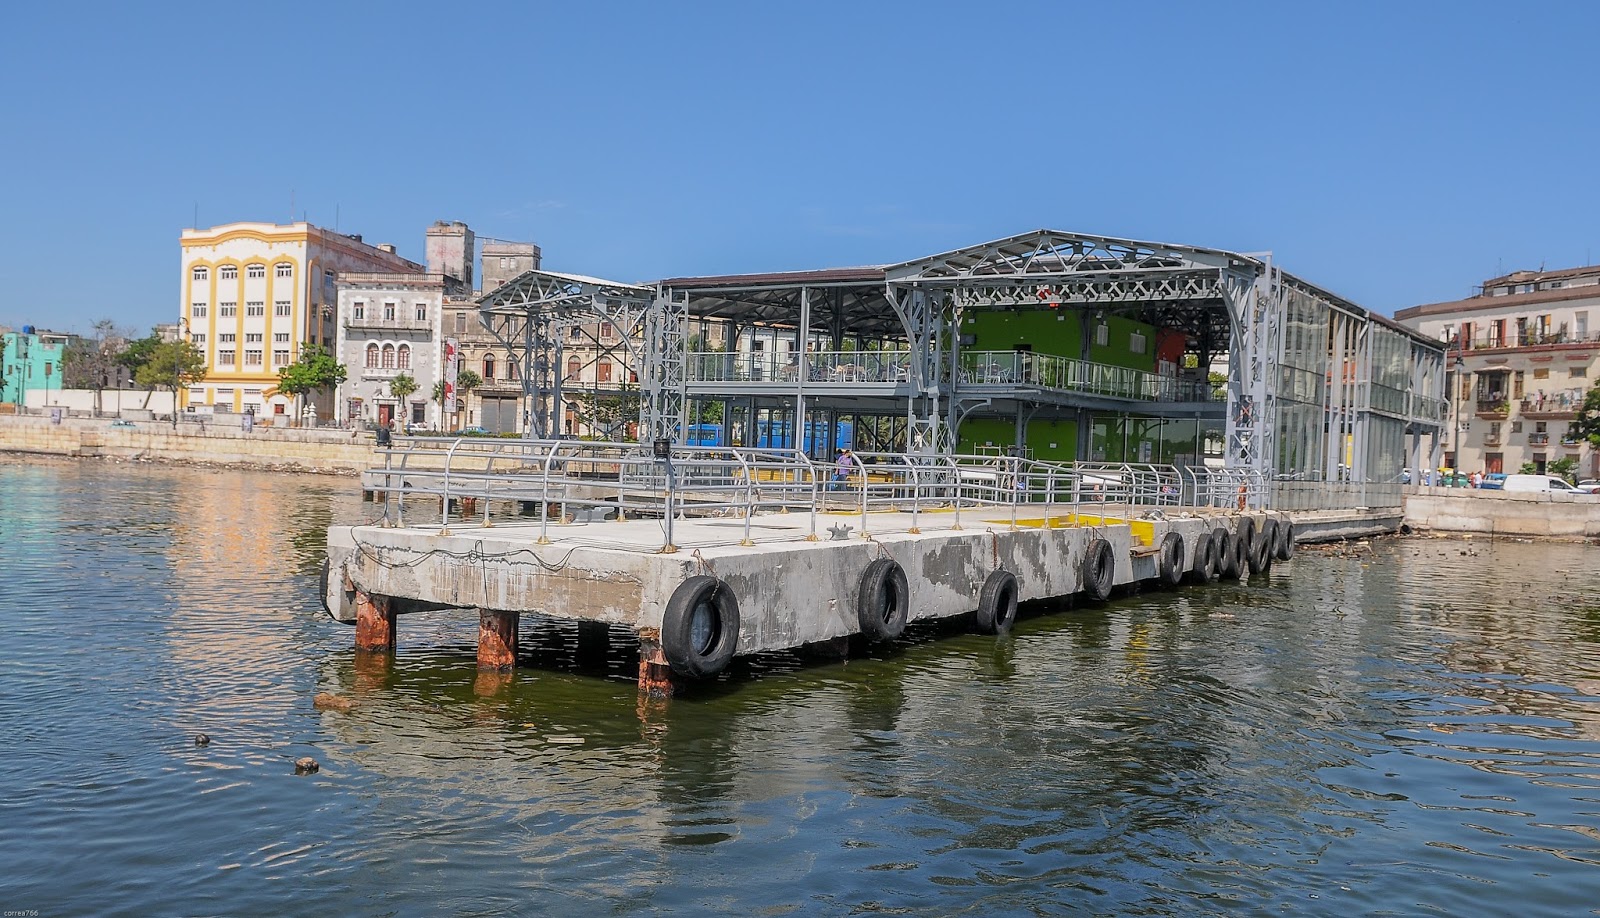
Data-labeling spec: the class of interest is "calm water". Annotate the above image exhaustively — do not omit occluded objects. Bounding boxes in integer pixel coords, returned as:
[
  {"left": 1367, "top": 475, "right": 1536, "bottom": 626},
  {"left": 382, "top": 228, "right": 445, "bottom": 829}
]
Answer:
[{"left": 2, "top": 457, "right": 1599, "bottom": 917}]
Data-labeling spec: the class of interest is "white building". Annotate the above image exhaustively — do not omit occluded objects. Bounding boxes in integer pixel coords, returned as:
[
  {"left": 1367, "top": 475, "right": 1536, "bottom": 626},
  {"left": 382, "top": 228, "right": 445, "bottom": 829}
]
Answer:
[
  {"left": 335, "top": 273, "right": 450, "bottom": 429},
  {"left": 179, "top": 222, "right": 421, "bottom": 421},
  {"left": 1396, "top": 263, "right": 1600, "bottom": 477}
]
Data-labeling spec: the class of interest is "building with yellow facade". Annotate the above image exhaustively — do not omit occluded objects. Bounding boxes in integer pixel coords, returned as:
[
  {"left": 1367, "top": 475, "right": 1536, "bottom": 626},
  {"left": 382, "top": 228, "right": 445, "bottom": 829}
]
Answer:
[{"left": 179, "top": 222, "right": 421, "bottom": 420}]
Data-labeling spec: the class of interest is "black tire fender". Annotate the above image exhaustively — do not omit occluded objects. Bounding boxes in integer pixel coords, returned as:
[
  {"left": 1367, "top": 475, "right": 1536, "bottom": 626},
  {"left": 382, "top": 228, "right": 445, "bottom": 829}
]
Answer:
[
  {"left": 1082, "top": 538, "right": 1115, "bottom": 601},
  {"left": 1210, "top": 527, "right": 1231, "bottom": 579},
  {"left": 1275, "top": 519, "right": 1295, "bottom": 560},
  {"left": 1237, "top": 516, "right": 1256, "bottom": 559},
  {"left": 1184, "top": 531, "right": 1214, "bottom": 584},
  {"left": 975, "top": 569, "right": 1018, "bottom": 634},
  {"left": 1157, "top": 531, "right": 1185, "bottom": 586},
  {"left": 662, "top": 575, "right": 740, "bottom": 678},
  {"left": 857, "top": 558, "right": 910, "bottom": 642},
  {"left": 318, "top": 557, "right": 331, "bottom": 614},
  {"left": 1248, "top": 522, "right": 1274, "bottom": 576},
  {"left": 1258, "top": 518, "right": 1279, "bottom": 562},
  {"left": 1224, "top": 531, "right": 1248, "bottom": 580}
]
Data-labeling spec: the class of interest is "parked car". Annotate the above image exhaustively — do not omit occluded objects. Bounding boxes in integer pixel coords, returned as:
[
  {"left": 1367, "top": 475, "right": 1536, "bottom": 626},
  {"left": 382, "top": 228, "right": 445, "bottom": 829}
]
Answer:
[
  {"left": 1576, "top": 479, "right": 1600, "bottom": 494},
  {"left": 1480, "top": 473, "right": 1506, "bottom": 490},
  {"left": 1502, "top": 474, "right": 1585, "bottom": 493}
]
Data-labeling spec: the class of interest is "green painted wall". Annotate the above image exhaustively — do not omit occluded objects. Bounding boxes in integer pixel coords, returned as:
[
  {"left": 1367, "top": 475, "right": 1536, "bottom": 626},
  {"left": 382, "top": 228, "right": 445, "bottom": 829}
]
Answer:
[
  {"left": 957, "top": 416, "right": 1080, "bottom": 462},
  {"left": 962, "top": 307, "right": 1158, "bottom": 373},
  {"left": 963, "top": 309, "right": 1082, "bottom": 354}
]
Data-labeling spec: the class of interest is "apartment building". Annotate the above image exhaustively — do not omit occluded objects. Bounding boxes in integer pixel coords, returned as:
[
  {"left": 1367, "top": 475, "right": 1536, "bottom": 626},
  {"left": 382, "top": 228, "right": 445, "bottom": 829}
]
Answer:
[
  {"left": 1396, "top": 264, "right": 1600, "bottom": 476},
  {"left": 179, "top": 222, "right": 421, "bottom": 420}
]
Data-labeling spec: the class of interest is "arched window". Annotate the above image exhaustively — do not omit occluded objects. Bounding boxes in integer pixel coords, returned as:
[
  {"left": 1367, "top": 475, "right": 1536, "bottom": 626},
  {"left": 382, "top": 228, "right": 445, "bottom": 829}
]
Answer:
[
  {"left": 397, "top": 344, "right": 411, "bottom": 369},
  {"left": 566, "top": 357, "right": 580, "bottom": 380},
  {"left": 381, "top": 344, "right": 395, "bottom": 369},
  {"left": 483, "top": 355, "right": 495, "bottom": 381},
  {"left": 275, "top": 263, "right": 293, "bottom": 278},
  {"left": 246, "top": 263, "right": 266, "bottom": 279},
  {"left": 365, "top": 344, "right": 379, "bottom": 368},
  {"left": 218, "top": 265, "right": 237, "bottom": 281},
  {"left": 192, "top": 266, "right": 208, "bottom": 282},
  {"left": 508, "top": 359, "right": 519, "bottom": 381}
]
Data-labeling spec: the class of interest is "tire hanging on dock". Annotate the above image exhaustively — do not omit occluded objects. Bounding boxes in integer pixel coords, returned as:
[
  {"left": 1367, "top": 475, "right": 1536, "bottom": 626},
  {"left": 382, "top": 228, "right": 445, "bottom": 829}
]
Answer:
[
  {"left": 1184, "top": 531, "right": 1214, "bottom": 584},
  {"left": 1082, "top": 538, "right": 1115, "bottom": 601},
  {"left": 1211, "top": 527, "right": 1235, "bottom": 579},
  {"left": 662, "top": 575, "right": 741, "bottom": 678},
  {"left": 857, "top": 558, "right": 910, "bottom": 642},
  {"left": 318, "top": 557, "right": 332, "bottom": 614},
  {"left": 1223, "top": 530, "right": 1248, "bottom": 580},
  {"left": 1248, "top": 518, "right": 1275, "bottom": 576},
  {"left": 1157, "top": 532, "right": 1185, "bottom": 586},
  {"left": 1275, "top": 519, "right": 1295, "bottom": 560},
  {"left": 975, "top": 570, "right": 1019, "bottom": 634}
]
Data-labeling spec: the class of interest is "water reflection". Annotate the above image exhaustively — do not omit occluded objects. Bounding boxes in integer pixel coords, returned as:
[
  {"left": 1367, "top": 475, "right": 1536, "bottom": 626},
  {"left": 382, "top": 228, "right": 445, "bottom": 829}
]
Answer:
[{"left": 3, "top": 458, "right": 1600, "bottom": 915}]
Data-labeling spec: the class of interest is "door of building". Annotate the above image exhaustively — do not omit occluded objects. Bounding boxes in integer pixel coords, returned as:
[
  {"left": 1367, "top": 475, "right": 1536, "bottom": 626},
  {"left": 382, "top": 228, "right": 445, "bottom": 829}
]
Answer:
[
  {"left": 377, "top": 403, "right": 394, "bottom": 427},
  {"left": 480, "top": 397, "right": 518, "bottom": 434}
]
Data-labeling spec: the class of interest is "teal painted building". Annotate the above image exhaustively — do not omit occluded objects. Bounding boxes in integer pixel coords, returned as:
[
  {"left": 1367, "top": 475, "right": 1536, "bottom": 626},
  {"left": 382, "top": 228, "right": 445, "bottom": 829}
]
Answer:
[{"left": 1, "top": 329, "right": 67, "bottom": 405}]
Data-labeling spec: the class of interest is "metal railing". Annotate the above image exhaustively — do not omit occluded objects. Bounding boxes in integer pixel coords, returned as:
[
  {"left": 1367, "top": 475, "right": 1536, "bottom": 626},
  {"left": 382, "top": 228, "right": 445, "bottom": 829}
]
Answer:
[
  {"left": 956, "top": 351, "right": 1217, "bottom": 402},
  {"left": 686, "top": 349, "right": 911, "bottom": 384},
  {"left": 360, "top": 439, "right": 1325, "bottom": 550}
]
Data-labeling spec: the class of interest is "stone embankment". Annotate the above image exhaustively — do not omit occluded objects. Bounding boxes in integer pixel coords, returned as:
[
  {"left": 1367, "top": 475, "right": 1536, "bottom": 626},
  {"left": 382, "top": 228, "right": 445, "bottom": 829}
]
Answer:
[
  {"left": 1403, "top": 485, "right": 1600, "bottom": 540},
  {"left": 0, "top": 414, "right": 374, "bottom": 474}
]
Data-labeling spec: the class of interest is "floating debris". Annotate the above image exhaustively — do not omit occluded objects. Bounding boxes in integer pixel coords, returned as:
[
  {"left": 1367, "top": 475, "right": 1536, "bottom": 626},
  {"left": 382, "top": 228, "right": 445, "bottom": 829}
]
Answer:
[
  {"left": 294, "top": 756, "right": 320, "bottom": 775},
  {"left": 313, "top": 692, "right": 355, "bottom": 713}
]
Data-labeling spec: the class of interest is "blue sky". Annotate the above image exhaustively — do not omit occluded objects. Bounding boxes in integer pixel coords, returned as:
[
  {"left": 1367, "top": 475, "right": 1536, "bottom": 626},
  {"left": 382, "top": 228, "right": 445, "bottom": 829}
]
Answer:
[{"left": 3, "top": 1, "right": 1597, "bottom": 334}]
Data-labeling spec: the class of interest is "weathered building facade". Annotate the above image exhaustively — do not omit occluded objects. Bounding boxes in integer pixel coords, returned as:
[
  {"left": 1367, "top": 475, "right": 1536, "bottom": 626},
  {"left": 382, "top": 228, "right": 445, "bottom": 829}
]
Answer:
[{"left": 1396, "top": 263, "right": 1600, "bottom": 477}]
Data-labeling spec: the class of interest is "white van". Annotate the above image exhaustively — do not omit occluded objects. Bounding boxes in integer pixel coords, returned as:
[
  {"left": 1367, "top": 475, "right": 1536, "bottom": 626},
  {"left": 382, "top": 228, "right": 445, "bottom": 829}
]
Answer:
[{"left": 1501, "top": 474, "right": 1583, "bottom": 493}]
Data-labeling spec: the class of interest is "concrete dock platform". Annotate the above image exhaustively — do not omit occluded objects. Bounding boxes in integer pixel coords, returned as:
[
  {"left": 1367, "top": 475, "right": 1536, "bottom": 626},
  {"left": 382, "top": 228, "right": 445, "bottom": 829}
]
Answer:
[{"left": 324, "top": 502, "right": 1300, "bottom": 695}]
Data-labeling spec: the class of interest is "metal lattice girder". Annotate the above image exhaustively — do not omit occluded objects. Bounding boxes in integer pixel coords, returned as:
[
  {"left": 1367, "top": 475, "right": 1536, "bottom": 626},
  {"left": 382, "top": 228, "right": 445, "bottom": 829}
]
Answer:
[
  {"left": 952, "top": 273, "right": 1227, "bottom": 309},
  {"left": 641, "top": 289, "right": 687, "bottom": 443},
  {"left": 478, "top": 270, "right": 653, "bottom": 439},
  {"left": 885, "top": 228, "right": 1257, "bottom": 284}
]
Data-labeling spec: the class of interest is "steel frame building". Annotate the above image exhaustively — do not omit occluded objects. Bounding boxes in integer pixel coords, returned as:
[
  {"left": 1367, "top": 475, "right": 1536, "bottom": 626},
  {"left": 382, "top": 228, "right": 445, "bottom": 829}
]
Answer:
[{"left": 477, "top": 229, "right": 1448, "bottom": 503}]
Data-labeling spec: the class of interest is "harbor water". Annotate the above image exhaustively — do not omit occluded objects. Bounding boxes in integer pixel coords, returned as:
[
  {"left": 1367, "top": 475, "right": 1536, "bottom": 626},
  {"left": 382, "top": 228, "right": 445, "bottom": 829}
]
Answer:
[{"left": 2, "top": 457, "right": 1598, "bottom": 916}]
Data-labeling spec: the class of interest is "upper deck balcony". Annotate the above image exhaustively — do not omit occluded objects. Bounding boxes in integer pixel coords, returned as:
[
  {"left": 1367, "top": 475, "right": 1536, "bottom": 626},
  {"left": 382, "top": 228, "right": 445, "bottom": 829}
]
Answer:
[
  {"left": 956, "top": 351, "right": 1217, "bottom": 403},
  {"left": 1452, "top": 329, "right": 1598, "bottom": 352}
]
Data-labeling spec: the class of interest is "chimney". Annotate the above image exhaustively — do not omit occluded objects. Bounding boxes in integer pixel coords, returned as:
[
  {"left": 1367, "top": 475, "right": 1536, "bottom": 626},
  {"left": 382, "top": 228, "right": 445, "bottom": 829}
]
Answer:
[{"left": 377, "top": 243, "right": 396, "bottom": 254}]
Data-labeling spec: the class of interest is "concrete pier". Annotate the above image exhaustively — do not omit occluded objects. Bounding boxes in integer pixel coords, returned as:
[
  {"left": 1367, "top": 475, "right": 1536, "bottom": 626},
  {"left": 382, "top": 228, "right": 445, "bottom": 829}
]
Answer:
[
  {"left": 477, "top": 609, "right": 519, "bottom": 670},
  {"left": 323, "top": 501, "right": 1325, "bottom": 695}
]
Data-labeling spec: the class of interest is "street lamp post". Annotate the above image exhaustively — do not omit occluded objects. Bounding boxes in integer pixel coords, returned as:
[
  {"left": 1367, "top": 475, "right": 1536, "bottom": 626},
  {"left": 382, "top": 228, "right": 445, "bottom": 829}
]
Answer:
[
  {"left": 1450, "top": 348, "right": 1465, "bottom": 486},
  {"left": 171, "top": 317, "right": 188, "bottom": 430}
]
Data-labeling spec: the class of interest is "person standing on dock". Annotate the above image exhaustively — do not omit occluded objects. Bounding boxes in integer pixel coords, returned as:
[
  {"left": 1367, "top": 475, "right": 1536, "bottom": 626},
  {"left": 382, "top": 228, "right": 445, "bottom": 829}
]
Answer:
[{"left": 832, "top": 448, "right": 857, "bottom": 491}]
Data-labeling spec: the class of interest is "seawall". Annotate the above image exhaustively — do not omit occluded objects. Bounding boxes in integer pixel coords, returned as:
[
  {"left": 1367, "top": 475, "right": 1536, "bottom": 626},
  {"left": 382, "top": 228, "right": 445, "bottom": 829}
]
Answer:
[
  {"left": 1403, "top": 486, "right": 1600, "bottom": 540},
  {"left": 0, "top": 415, "right": 372, "bottom": 474}
]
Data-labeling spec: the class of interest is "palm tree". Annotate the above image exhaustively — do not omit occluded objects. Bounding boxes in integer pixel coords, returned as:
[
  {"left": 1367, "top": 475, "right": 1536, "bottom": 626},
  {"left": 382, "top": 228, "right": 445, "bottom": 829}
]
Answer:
[{"left": 389, "top": 373, "right": 418, "bottom": 430}]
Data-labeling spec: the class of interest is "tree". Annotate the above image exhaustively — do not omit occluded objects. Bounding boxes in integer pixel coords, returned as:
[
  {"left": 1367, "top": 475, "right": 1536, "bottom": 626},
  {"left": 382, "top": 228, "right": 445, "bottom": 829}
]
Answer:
[
  {"left": 276, "top": 342, "right": 347, "bottom": 426},
  {"left": 432, "top": 370, "right": 482, "bottom": 427},
  {"left": 572, "top": 383, "right": 640, "bottom": 441},
  {"left": 119, "top": 331, "right": 164, "bottom": 408},
  {"left": 1549, "top": 456, "right": 1578, "bottom": 482},
  {"left": 389, "top": 373, "right": 418, "bottom": 401},
  {"left": 1571, "top": 381, "right": 1600, "bottom": 448},
  {"left": 62, "top": 319, "right": 134, "bottom": 416},
  {"left": 133, "top": 339, "right": 207, "bottom": 423},
  {"left": 387, "top": 373, "right": 418, "bottom": 429}
]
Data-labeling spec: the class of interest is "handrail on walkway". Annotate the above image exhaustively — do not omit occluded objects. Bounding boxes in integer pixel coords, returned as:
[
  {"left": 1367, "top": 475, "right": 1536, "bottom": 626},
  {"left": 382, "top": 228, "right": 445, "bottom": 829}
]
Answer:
[{"left": 355, "top": 437, "right": 1373, "bottom": 552}]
